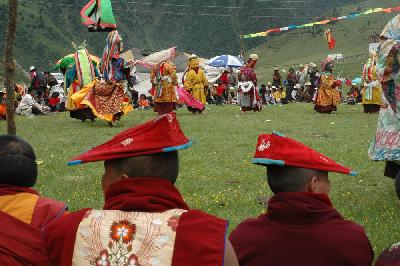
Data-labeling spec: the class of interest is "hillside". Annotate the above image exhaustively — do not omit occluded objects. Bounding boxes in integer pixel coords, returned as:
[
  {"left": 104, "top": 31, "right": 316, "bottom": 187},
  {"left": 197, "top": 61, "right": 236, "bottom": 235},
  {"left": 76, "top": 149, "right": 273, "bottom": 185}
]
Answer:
[
  {"left": 0, "top": 59, "right": 29, "bottom": 84},
  {"left": 0, "top": 0, "right": 363, "bottom": 75},
  {"left": 251, "top": 0, "right": 399, "bottom": 82}
]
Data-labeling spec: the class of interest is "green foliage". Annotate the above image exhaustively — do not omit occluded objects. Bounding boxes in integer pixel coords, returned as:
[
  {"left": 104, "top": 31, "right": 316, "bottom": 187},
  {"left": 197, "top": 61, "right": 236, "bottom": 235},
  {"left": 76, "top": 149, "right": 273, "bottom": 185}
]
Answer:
[{"left": 0, "top": 104, "right": 399, "bottom": 257}]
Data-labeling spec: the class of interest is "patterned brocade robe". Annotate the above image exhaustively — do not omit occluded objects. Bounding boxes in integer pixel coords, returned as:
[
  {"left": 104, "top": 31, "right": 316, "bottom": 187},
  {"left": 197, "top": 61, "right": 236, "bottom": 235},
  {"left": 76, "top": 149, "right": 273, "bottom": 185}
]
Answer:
[
  {"left": 315, "top": 73, "right": 341, "bottom": 108},
  {"left": 44, "top": 178, "right": 228, "bottom": 266},
  {"left": 151, "top": 62, "right": 178, "bottom": 104}
]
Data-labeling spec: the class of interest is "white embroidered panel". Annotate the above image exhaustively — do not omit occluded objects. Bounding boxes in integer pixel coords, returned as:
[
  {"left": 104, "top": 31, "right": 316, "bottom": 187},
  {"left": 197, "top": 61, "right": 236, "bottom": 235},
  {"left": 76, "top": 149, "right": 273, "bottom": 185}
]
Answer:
[{"left": 72, "top": 209, "right": 187, "bottom": 266}]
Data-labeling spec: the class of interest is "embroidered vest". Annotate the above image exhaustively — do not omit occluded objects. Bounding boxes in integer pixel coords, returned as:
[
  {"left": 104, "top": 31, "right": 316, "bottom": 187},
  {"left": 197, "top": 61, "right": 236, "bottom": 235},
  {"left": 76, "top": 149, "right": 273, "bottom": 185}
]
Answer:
[{"left": 72, "top": 209, "right": 187, "bottom": 266}]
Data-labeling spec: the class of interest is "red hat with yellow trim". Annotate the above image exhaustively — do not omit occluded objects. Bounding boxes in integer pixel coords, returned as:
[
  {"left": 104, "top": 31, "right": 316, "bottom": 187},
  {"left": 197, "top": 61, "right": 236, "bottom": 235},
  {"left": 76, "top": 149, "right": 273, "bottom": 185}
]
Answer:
[
  {"left": 252, "top": 131, "right": 357, "bottom": 176},
  {"left": 68, "top": 113, "right": 191, "bottom": 166}
]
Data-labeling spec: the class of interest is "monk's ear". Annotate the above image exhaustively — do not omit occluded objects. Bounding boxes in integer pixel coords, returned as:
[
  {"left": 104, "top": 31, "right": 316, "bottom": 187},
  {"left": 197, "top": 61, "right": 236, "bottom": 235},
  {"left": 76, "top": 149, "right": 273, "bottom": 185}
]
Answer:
[
  {"left": 121, "top": 174, "right": 129, "bottom": 180},
  {"left": 307, "top": 176, "right": 318, "bottom": 193}
]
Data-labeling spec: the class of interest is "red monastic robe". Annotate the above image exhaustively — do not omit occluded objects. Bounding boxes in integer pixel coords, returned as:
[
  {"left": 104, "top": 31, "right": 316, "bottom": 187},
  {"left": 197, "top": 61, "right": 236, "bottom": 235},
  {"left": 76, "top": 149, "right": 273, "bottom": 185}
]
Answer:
[
  {"left": 0, "top": 185, "right": 67, "bottom": 230},
  {"left": 0, "top": 211, "right": 50, "bottom": 265},
  {"left": 44, "top": 178, "right": 228, "bottom": 266},
  {"left": 0, "top": 185, "right": 67, "bottom": 265},
  {"left": 229, "top": 192, "right": 374, "bottom": 266}
]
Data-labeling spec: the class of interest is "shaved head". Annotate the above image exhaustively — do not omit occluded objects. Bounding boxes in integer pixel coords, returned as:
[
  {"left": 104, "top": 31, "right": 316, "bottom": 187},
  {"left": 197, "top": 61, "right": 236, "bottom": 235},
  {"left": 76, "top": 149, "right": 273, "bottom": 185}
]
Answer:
[
  {"left": 267, "top": 165, "right": 330, "bottom": 194},
  {"left": 102, "top": 151, "right": 179, "bottom": 195}
]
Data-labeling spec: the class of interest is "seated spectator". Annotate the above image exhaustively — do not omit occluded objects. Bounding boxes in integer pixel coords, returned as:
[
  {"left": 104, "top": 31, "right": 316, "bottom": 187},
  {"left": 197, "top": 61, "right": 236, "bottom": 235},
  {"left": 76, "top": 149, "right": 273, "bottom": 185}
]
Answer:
[
  {"left": 274, "top": 87, "right": 288, "bottom": 105},
  {"left": 138, "top": 94, "right": 151, "bottom": 110},
  {"left": 265, "top": 88, "right": 275, "bottom": 105},
  {"left": 44, "top": 113, "right": 238, "bottom": 266},
  {"left": 258, "top": 84, "right": 267, "bottom": 104},
  {"left": 347, "top": 89, "right": 357, "bottom": 105},
  {"left": 0, "top": 135, "right": 67, "bottom": 265},
  {"left": 16, "top": 88, "right": 50, "bottom": 116},
  {"left": 206, "top": 84, "right": 217, "bottom": 105},
  {"left": 229, "top": 132, "right": 374, "bottom": 266},
  {"left": 291, "top": 84, "right": 300, "bottom": 101},
  {"left": 350, "top": 83, "right": 362, "bottom": 103},
  {"left": 48, "top": 92, "right": 61, "bottom": 112},
  {"left": 304, "top": 82, "right": 313, "bottom": 102}
]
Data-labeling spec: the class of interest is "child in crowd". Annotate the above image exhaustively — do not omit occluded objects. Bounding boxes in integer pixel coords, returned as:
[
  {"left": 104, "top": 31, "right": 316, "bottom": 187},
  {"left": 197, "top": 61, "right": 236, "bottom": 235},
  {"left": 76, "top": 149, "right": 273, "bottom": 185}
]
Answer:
[
  {"left": 259, "top": 84, "right": 267, "bottom": 104},
  {"left": 346, "top": 90, "right": 356, "bottom": 105},
  {"left": 291, "top": 84, "right": 300, "bottom": 101},
  {"left": 216, "top": 81, "right": 226, "bottom": 105},
  {"left": 274, "top": 87, "right": 288, "bottom": 105},
  {"left": 207, "top": 84, "right": 217, "bottom": 104},
  {"left": 48, "top": 92, "right": 61, "bottom": 112},
  {"left": 138, "top": 94, "right": 151, "bottom": 110},
  {"left": 265, "top": 88, "right": 276, "bottom": 105}
]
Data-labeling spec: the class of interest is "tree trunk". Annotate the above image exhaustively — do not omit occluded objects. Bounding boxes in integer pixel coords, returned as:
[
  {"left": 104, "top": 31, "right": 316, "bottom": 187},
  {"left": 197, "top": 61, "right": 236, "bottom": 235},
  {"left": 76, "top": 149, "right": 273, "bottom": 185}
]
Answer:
[{"left": 4, "top": 0, "right": 18, "bottom": 135}]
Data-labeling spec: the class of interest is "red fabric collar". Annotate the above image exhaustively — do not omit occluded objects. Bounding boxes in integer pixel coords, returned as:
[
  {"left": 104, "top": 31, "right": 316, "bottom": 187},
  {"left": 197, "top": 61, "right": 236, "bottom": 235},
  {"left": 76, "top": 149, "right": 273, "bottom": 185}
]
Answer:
[
  {"left": 104, "top": 177, "right": 190, "bottom": 212},
  {"left": 267, "top": 192, "right": 342, "bottom": 225},
  {"left": 0, "top": 185, "right": 39, "bottom": 197}
]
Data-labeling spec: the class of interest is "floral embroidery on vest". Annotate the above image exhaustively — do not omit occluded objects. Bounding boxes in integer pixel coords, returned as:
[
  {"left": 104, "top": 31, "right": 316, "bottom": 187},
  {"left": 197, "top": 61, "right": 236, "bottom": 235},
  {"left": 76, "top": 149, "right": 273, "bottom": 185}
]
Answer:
[{"left": 72, "top": 209, "right": 187, "bottom": 266}]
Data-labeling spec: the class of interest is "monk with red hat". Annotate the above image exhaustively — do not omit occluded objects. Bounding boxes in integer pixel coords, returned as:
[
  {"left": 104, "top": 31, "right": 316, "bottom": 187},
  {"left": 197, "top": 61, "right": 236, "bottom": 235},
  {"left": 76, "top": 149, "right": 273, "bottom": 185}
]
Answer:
[
  {"left": 0, "top": 135, "right": 67, "bottom": 265},
  {"left": 43, "top": 113, "right": 238, "bottom": 266},
  {"left": 229, "top": 131, "right": 374, "bottom": 266}
]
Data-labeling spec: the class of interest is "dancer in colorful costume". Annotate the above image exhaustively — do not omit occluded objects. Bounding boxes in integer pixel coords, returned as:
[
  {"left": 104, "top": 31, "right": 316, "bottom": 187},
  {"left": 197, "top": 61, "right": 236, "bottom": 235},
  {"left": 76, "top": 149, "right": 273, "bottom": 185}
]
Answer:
[
  {"left": 362, "top": 51, "right": 383, "bottom": 114},
  {"left": 151, "top": 61, "right": 178, "bottom": 116},
  {"left": 82, "top": 30, "right": 133, "bottom": 126},
  {"left": 238, "top": 54, "right": 261, "bottom": 112},
  {"left": 184, "top": 55, "right": 208, "bottom": 114},
  {"left": 314, "top": 56, "right": 341, "bottom": 114},
  {"left": 61, "top": 42, "right": 99, "bottom": 121},
  {"left": 369, "top": 14, "right": 400, "bottom": 185}
]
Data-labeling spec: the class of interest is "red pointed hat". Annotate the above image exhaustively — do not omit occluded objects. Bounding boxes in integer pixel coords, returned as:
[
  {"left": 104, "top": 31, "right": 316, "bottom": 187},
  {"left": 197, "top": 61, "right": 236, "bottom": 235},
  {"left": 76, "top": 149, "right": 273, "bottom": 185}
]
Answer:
[
  {"left": 252, "top": 131, "right": 357, "bottom": 176},
  {"left": 68, "top": 113, "right": 192, "bottom": 166}
]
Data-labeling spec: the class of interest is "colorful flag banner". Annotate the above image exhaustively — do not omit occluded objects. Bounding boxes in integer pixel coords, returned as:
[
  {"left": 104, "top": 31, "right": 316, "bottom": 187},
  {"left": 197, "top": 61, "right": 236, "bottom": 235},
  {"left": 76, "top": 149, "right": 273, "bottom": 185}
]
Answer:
[{"left": 241, "top": 5, "right": 400, "bottom": 39}]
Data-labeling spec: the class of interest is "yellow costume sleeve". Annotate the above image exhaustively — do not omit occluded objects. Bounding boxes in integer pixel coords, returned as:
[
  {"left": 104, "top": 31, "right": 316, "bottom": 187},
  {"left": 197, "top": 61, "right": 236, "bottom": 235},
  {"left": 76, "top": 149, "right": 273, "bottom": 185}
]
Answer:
[{"left": 184, "top": 70, "right": 194, "bottom": 91}]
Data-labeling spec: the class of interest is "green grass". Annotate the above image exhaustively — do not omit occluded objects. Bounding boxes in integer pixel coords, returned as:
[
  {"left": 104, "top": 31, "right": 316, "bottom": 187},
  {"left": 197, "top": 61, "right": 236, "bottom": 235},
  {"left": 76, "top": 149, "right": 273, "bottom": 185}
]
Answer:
[{"left": 0, "top": 103, "right": 399, "bottom": 257}]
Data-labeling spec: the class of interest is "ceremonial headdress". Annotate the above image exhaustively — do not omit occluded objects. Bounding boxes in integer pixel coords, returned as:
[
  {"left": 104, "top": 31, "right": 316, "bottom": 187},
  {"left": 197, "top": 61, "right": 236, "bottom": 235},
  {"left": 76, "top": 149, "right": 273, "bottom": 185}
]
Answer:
[
  {"left": 68, "top": 113, "right": 192, "bottom": 166},
  {"left": 101, "top": 30, "right": 123, "bottom": 79},
  {"left": 252, "top": 131, "right": 357, "bottom": 176}
]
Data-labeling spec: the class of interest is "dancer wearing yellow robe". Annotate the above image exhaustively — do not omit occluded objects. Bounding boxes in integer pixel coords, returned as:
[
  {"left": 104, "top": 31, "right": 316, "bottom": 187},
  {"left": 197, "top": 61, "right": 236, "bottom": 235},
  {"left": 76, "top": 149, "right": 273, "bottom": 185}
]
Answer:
[
  {"left": 184, "top": 55, "right": 208, "bottom": 114},
  {"left": 362, "top": 51, "right": 382, "bottom": 114}
]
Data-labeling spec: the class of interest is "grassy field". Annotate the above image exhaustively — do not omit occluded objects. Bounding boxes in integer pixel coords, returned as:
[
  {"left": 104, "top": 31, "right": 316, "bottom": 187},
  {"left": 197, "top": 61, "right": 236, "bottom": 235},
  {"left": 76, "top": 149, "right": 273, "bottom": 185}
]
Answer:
[{"left": 0, "top": 103, "right": 399, "bottom": 257}]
